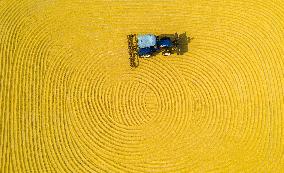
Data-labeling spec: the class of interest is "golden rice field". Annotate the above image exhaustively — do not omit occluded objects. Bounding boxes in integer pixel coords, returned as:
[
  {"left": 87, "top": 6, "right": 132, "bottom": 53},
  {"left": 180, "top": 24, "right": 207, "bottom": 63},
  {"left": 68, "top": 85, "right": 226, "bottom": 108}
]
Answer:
[{"left": 1, "top": 0, "right": 284, "bottom": 172}]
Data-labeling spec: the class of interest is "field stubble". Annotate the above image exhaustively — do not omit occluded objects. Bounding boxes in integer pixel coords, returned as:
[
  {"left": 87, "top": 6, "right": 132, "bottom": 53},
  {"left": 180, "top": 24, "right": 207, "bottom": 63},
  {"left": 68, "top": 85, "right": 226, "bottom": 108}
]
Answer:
[{"left": 0, "top": 0, "right": 284, "bottom": 172}]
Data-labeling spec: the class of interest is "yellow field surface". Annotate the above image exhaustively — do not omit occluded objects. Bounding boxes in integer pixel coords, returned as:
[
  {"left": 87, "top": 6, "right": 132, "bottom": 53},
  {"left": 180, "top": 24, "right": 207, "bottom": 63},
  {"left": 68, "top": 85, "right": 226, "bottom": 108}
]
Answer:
[{"left": 1, "top": 0, "right": 284, "bottom": 172}]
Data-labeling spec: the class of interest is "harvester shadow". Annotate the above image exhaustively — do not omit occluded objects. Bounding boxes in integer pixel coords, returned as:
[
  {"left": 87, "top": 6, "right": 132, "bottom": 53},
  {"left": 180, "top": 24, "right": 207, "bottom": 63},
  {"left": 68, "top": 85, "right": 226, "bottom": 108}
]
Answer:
[{"left": 177, "top": 32, "right": 192, "bottom": 55}]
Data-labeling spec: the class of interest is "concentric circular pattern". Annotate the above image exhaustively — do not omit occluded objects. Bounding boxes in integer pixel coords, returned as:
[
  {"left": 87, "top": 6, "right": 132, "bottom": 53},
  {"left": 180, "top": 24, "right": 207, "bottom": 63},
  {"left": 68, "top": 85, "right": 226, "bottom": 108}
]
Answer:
[{"left": 1, "top": 0, "right": 284, "bottom": 172}]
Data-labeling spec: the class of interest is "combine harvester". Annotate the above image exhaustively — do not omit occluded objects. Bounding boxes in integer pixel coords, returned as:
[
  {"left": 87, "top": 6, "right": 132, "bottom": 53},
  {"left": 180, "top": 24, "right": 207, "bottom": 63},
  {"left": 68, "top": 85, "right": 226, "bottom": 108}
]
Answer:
[{"left": 127, "top": 33, "right": 190, "bottom": 67}]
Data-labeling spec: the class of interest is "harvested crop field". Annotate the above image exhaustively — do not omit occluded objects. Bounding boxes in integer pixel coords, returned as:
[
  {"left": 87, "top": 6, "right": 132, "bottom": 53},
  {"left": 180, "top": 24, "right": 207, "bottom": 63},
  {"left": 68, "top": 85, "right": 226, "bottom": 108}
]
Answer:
[{"left": 1, "top": 0, "right": 284, "bottom": 172}]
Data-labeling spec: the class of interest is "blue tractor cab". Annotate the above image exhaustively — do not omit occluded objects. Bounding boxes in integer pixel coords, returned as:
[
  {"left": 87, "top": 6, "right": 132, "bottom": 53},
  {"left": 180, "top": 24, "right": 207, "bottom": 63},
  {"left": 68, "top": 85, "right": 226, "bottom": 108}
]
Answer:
[
  {"left": 137, "top": 34, "right": 174, "bottom": 57},
  {"left": 158, "top": 37, "right": 173, "bottom": 47},
  {"left": 137, "top": 34, "right": 158, "bottom": 57}
]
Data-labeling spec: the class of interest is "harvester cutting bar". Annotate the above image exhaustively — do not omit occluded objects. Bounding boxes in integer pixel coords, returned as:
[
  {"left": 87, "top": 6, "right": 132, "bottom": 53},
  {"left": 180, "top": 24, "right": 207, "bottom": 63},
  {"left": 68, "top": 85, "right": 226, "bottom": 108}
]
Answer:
[{"left": 127, "top": 34, "right": 139, "bottom": 67}]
